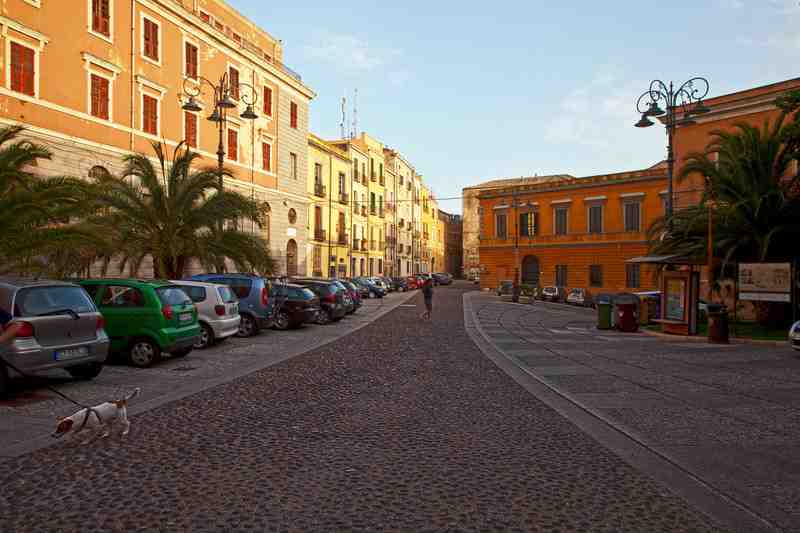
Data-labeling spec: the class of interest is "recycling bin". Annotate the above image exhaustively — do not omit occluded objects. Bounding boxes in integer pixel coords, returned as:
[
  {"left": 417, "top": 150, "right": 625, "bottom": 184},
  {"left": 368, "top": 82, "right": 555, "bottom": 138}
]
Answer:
[
  {"left": 596, "top": 293, "right": 613, "bottom": 330},
  {"left": 707, "top": 303, "right": 729, "bottom": 344},
  {"left": 614, "top": 293, "right": 640, "bottom": 333}
]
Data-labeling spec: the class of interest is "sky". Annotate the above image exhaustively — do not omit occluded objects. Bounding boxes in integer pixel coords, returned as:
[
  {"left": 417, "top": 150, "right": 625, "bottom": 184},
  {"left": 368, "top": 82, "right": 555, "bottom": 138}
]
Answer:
[{"left": 231, "top": 0, "right": 800, "bottom": 213}]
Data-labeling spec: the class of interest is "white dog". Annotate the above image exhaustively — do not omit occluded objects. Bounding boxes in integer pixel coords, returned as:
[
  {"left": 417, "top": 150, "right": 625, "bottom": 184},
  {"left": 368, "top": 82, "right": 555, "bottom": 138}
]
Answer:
[{"left": 52, "top": 388, "right": 141, "bottom": 443}]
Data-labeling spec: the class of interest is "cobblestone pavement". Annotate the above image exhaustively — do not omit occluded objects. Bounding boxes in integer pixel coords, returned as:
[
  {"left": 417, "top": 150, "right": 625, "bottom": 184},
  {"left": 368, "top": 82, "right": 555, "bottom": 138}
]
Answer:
[
  {"left": 0, "top": 294, "right": 412, "bottom": 457},
  {"left": 0, "top": 284, "right": 726, "bottom": 532},
  {"left": 467, "top": 291, "right": 800, "bottom": 532}
]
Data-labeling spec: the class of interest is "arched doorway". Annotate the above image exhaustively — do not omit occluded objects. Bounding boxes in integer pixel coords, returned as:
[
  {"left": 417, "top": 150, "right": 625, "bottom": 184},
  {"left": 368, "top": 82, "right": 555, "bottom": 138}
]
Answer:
[
  {"left": 286, "top": 239, "right": 297, "bottom": 277},
  {"left": 521, "top": 255, "right": 540, "bottom": 285}
]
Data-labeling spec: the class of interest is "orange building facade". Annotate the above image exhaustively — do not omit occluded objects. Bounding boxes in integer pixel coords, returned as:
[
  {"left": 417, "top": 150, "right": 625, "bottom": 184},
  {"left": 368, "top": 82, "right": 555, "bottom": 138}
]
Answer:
[
  {"left": 1, "top": 0, "right": 315, "bottom": 276},
  {"left": 478, "top": 165, "right": 667, "bottom": 294}
]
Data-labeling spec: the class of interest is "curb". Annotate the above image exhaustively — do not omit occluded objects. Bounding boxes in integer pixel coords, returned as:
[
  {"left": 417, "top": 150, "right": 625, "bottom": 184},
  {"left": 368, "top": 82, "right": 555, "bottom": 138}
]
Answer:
[{"left": 641, "top": 328, "right": 789, "bottom": 347}]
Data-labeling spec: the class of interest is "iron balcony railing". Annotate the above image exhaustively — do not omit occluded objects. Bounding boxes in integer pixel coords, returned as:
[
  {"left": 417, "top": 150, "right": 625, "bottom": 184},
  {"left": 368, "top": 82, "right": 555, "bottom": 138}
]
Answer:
[
  {"left": 314, "top": 229, "right": 326, "bottom": 242},
  {"left": 338, "top": 233, "right": 348, "bottom": 245},
  {"left": 314, "top": 183, "right": 326, "bottom": 198},
  {"left": 338, "top": 192, "right": 349, "bottom": 205}
]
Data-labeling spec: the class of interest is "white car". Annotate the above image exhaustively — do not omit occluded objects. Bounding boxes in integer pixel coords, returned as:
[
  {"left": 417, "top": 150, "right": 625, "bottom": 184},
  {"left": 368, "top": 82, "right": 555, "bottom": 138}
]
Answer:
[
  {"left": 170, "top": 280, "right": 240, "bottom": 349},
  {"left": 789, "top": 321, "right": 800, "bottom": 351}
]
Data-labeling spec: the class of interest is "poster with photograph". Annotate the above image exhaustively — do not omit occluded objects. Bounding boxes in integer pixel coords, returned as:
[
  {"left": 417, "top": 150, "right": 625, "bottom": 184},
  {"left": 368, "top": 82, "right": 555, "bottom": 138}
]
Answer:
[
  {"left": 739, "top": 263, "right": 791, "bottom": 302},
  {"left": 665, "top": 278, "right": 686, "bottom": 321}
]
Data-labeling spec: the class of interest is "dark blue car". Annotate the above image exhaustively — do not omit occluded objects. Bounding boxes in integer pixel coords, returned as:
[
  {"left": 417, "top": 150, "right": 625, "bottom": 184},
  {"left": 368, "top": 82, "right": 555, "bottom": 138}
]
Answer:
[{"left": 189, "top": 274, "right": 276, "bottom": 337}]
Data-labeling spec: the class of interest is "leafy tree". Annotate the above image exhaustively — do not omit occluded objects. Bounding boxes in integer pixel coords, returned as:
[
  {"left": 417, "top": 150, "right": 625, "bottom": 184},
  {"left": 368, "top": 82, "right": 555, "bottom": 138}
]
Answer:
[
  {"left": 80, "top": 142, "right": 273, "bottom": 279},
  {"left": 0, "top": 126, "right": 89, "bottom": 276}
]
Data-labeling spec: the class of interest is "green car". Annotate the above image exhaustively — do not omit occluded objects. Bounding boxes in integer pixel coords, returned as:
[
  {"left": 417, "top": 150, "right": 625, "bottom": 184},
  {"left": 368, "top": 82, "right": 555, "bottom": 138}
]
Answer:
[{"left": 78, "top": 279, "right": 200, "bottom": 368}]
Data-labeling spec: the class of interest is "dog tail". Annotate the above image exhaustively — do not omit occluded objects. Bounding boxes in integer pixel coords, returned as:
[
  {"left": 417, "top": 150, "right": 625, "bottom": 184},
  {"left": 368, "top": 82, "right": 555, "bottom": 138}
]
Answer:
[{"left": 124, "top": 387, "right": 141, "bottom": 402}]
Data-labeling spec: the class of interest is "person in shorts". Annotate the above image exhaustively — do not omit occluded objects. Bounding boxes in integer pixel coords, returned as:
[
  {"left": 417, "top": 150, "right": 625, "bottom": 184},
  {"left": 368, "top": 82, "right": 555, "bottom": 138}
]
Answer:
[{"left": 420, "top": 277, "right": 434, "bottom": 320}]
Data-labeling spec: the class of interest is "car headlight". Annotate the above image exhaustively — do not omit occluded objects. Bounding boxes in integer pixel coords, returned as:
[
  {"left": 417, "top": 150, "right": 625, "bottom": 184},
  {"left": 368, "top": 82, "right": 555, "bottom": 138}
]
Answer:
[{"left": 790, "top": 322, "right": 800, "bottom": 338}]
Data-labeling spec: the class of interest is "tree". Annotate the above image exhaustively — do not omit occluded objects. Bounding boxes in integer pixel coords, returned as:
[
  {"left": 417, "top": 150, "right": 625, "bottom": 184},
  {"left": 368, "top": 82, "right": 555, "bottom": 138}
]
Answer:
[
  {"left": 81, "top": 142, "right": 273, "bottom": 279},
  {"left": 0, "top": 126, "right": 89, "bottom": 276}
]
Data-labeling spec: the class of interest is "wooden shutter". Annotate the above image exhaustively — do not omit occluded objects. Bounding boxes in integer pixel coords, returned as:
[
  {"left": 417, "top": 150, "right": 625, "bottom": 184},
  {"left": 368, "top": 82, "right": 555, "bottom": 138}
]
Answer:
[
  {"left": 185, "top": 43, "right": 198, "bottom": 79},
  {"left": 143, "top": 95, "right": 157, "bottom": 134},
  {"left": 263, "top": 86, "right": 272, "bottom": 116},
  {"left": 229, "top": 67, "right": 239, "bottom": 100},
  {"left": 91, "top": 75, "right": 109, "bottom": 120},
  {"left": 227, "top": 129, "right": 238, "bottom": 161},
  {"left": 144, "top": 19, "right": 158, "bottom": 61},
  {"left": 290, "top": 102, "right": 298, "bottom": 128},
  {"left": 11, "top": 43, "right": 35, "bottom": 96},
  {"left": 185, "top": 112, "right": 197, "bottom": 148},
  {"left": 262, "top": 142, "right": 271, "bottom": 171},
  {"left": 93, "top": 0, "right": 111, "bottom": 37}
]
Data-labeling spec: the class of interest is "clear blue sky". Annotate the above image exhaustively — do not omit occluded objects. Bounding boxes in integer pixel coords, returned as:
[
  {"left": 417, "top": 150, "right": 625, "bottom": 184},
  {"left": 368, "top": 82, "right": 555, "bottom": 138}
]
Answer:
[{"left": 232, "top": 0, "right": 799, "bottom": 213}]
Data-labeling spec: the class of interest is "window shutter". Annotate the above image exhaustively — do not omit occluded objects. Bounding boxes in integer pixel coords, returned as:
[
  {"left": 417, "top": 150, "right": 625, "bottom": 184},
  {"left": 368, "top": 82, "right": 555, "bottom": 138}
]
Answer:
[
  {"left": 262, "top": 142, "right": 271, "bottom": 171},
  {"left": 143, "top": 95, "right": 157, "bottom": 135},
  {"left": 100, "top": 0, "right": 110, "bottom": 36},
  {"left": 263, "top": 87, "right": 272, "bottom": 116},
  {"left": 185, "top": 112, "right": 197, "bottom": 148},
  {"left": 92, "top": 0, "right": 101, "bottom": 33},
  {"left": 229, "top": 68, "right": 239, "bottom": 100},
  {"left": 290, "top": 102, "right": 298, "bottom": 128},
  {"left": 152, "top": 21, "right": 159, "bottom": 61},
  {"left": 91, "top": 75, "right": 109, "bottom": 120},
  {"left": 185, "top": 43, "right": 198, "bottom": 78},
  {"left": 227, "top": 129, "right": 238, "bottom": 161},
  {"left": 143, "top": 20, "right": 152, "bottom": 57}
]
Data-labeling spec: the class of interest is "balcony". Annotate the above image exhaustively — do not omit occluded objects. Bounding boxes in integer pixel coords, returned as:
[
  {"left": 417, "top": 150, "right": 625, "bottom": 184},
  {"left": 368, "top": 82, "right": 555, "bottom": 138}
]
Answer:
[
  {"left": 370, "top": 240, "right": 377, "bottom": 251},
  {"left": 378, "top": 208, "right": 385, "bottom": 218},
  {"left": 314, "top": 183, "right": 326, "bottom": 198},
  {"left": 413, "top": 230, "right": 421, "bottom": 239},
  {"left": 314, "top": 228, "right": 326, "bottom": 242},
  {"left": 338, "top": 233, "right": 348, "bottom": 245},
  {"left": 338, "top": 192, "right": 349, "bottom": 205},
  {"left": 386, "top": 202, "right": 395, "bottom": 212},
  {"left": 423, "top": 232, "right": 429, "bottom": 240},
  {"left": 361, "top": 206, "right": 367, "bottom": 217},
  {"left": 379, "top": 177, "right": 385, "bottom": 186},
  {"left": 371, "top": 173, "right": 376, "bottom": 182},
  {"left": 361, "top": 239, "right": 368, "bottom": 251},
  {"left": 353, "top": 238, "right": 359, "bottom": 250},
  {"left": 370, "top": 206, "right": 377, "bottom": 216}
]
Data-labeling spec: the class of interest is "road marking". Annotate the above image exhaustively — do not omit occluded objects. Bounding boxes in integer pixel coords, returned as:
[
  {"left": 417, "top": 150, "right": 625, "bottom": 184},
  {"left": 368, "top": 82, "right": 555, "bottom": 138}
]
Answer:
[{"left": 399, "top": 304, "right": 417, "bottom": 308}]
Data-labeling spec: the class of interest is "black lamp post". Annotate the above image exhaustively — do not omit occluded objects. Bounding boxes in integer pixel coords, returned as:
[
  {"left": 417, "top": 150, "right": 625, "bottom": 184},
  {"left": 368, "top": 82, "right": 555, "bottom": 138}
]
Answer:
[
  {"left": 181, "top": 73, "right": 259, "bottom": 190},
  {"left": 634, "top": 77, "right": 711, "bottom": 222}
]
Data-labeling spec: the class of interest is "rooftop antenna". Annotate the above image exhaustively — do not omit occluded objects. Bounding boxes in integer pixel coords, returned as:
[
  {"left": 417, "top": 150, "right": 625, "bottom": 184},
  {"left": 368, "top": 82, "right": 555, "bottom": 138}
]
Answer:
[
  {"left": 340, "top": 96, "right": 347, "bottom": 139},
  {"left": 352, "top": 88, "right": 359, "bottom": 139}
]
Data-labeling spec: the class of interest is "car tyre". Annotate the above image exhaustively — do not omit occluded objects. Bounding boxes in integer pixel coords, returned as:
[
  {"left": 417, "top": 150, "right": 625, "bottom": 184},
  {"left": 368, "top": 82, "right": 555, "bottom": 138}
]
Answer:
[
  {"left": 67, "top": 362, "right": 103, "bottom": 380},
  {"left": 172, "top": 347, "right": 192, "bottom": 358},
  {"left": 194, "top": 323, "right": 215, "bottom": 349},
  {"left": 129, "top": 338, "right": 161, "bottom": 368},
  {"left": 317, "top": 309, "right": 333, "bottom": 325},
  {"left": 273, "top": 310, "right": 291, "bottom": 331},
  {"left": 237, "top": 314, "right": 259, "bottom": 337}
]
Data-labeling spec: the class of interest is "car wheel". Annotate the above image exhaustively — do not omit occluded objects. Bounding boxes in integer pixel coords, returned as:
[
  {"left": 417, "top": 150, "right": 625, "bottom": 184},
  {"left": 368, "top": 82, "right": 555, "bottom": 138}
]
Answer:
[
  {"left": 67, "top": 362, "right": 103, "bottom": 380},
  {"left": 129, "top": 339, "right": 160, "bottom": 368},
  {"left": 273, "top": 311, "right": 291, "bottom": 331},
  {"left": 172, "top": 347, "right": 192, "bottom": 358},
  {"left": 317, "top": 309, "right": 333, "bottom": 325},
  {"left": 237, "top": 314, "right": 259, "bottom": 337},
  {"left": 194, "top": 323, "right": 215, "bottom": 349}
]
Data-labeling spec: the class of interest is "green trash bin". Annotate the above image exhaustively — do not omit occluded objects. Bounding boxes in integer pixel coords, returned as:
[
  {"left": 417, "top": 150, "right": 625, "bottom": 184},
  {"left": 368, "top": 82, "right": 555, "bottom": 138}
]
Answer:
[{"left": 597, "top": 297, "right": 613, "bottom": 330}]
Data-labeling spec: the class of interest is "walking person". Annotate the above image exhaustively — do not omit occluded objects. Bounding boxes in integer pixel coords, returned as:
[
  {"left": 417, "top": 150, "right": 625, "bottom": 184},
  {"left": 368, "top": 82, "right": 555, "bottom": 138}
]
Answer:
[{"left": 420, "top": 276, "right": 434, "bottom": 321}]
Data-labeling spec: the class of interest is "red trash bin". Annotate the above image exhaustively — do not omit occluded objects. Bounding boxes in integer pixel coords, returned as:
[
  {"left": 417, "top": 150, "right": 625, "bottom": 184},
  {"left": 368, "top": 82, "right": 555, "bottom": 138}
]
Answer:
[{"left": 616, "top": 303, "right": 639, "bottom": 333}]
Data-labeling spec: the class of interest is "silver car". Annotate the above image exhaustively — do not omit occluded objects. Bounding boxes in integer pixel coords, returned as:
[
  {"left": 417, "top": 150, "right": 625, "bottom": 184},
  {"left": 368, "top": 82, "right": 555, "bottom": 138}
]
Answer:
[
  {"left": 170, "top": 280, "right": 241, "bottom": 349},
  {"left": 0, "top": 278, "right": 109, "bottom": 394}
]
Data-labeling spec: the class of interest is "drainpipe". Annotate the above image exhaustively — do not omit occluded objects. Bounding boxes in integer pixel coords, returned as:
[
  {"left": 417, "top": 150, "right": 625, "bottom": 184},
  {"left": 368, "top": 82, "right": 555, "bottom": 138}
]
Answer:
[
  {"left": 327, "top": 152, "right": 333, "bottom": 278},
  {"left": 129, "top": 0, "right": 136, "bottom": 152}
]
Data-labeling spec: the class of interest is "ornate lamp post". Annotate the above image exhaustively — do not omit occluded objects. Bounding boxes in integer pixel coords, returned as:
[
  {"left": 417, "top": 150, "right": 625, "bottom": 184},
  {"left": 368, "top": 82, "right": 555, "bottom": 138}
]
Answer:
[
  {"left": 634, "top": 77, "right": 711, "bottom": 221},
  {"left": 181, "top": 73, "right": 259, "bottom": 189}
]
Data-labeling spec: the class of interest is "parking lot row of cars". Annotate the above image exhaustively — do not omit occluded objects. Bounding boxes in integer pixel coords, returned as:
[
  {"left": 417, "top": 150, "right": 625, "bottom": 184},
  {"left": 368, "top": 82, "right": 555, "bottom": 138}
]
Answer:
[
  {"left": 496, "top": 282, "right": 595, "bottom": 308},
  {"left": 0, "top": 272, "right": 452, "bottom": 395}
]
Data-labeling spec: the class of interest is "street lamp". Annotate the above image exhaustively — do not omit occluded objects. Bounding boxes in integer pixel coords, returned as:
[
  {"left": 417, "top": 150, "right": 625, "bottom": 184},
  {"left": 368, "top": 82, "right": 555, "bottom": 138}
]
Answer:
[
  {"left": 634, "top": 77, "right": 710, "bottom": 222},
  {"left": 181, "top": 73, "right": 259, "bottom": 189}
]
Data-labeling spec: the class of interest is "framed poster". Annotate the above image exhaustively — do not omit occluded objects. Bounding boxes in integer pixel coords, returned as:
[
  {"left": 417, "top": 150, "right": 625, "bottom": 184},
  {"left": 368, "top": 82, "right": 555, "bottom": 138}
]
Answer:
[
  {"left": 739, "top": 263, "right": 791, "bottom": 302},
  {"left": 665, "top": 278, "right": 686, "bottom": 321}
]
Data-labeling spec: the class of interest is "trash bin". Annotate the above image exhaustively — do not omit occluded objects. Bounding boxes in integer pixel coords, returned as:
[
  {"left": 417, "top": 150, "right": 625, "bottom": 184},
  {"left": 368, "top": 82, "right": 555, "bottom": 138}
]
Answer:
[
  {"left": 614, "top": 293, "right": 640, "bottom": 333},
  {"left": 707, "top": 303, "right": 729, "bottom": 344},
  {"left": 596, "top": 293, "right": 613, "bottom": 330},
  {"left": 638, "top": 297, "right": 650, "bottom": 326}
]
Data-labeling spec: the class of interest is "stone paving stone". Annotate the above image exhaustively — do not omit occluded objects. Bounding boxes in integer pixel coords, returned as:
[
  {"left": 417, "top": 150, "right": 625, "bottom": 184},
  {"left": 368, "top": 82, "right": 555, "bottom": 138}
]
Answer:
[{"left": 0, "top": 285, "right": 722, "bottom": 532}]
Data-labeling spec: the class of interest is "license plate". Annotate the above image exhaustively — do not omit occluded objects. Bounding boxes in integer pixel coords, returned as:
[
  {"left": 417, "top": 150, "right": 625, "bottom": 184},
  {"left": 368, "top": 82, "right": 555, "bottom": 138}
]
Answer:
[
  {"left": 55, "top": 346, "right": 88, "bottom": 361},
  {"left": 179, "top": 312, "right": 193, "bottom": 323},
  {"left": 229, "top": 304, "right": 238, "bottom": 315}
]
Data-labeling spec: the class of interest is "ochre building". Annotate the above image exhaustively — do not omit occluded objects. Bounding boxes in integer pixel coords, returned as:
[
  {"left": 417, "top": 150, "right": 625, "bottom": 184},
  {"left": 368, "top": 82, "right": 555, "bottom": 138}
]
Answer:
[{"left": 478, "top": 164, "right": 667, "bottom": 293}]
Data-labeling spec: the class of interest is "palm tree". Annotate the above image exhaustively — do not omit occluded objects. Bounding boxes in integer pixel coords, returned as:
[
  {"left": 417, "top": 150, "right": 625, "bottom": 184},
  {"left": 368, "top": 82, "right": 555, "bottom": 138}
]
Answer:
[
  {"left": 0, "top": 126, "right": 89, "bottom": 276},
  {"left": 81, "top": 142, "right": 273, "bottom": 279}
]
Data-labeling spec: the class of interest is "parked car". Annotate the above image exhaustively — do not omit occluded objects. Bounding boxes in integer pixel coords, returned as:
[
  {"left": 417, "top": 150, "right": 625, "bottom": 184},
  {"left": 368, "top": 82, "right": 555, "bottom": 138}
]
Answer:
[
  {"left": 169, "top": 280, "right": 240, "bottom": 349},
  {"left": 789, "top": 321, "right": 800, "bottom": 351},
  {"left": 270, "top": 283, "right": 320, "bottom": 330},
  {"left": 354, "top": 277, "right": 386, "bottom": 298},
  {"left": 433, "top": 273, "right": 453, "bottom": 285},
  {"left": 391, "top": 277, "right": 409, "bottom": 292},
  {"left": 291, "top": 279, "right": 347, "bottom": 324},
  {"left": 541, "top": 286, "right": 567, "bottom": 302},
  {"left": 566, "top": 288, "right": 594, "bottom": 308},
  {"left": 347, "top": 278, "right": 371, "bottom": 299},
  {"left": 338, "top": 280, "right": 363, "bottom": 311},
  {"left": 189, "top": 274, "right": 275, "bottom": 337},
  {"left": 0, "top": 278, "right": 110, "bottom": 394},
  {"left": 370, "top": 277, "right": 391, "bottom": 293},
  {"left": 405, "top": 276, "right": 419, "bottom": 290},
  {"left": 79, "top": 279, "right": 199, "bottom": 368},
  {"left": 497, "top": 280, "right": 514, "bottom": 296}
]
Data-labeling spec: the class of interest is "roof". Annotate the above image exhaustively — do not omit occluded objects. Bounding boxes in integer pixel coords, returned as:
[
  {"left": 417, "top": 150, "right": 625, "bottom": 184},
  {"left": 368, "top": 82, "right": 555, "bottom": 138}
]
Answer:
[
  {"left": 626, "top": 255, "right": 705, "bottom": 265},
  {"left": 0, "top": 278, "right": 80, "bottom": 289},
  {"left": 466, "top": 174, "right": 574, "bottom": 191}
]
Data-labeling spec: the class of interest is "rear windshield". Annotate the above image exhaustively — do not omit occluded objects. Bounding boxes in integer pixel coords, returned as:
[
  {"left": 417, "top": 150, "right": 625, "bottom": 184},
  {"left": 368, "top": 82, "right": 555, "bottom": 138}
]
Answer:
[
  {"left": 14, "top": 286, "right": 95, "bottom": 317},
  {"left": 217, "top": 286, "right": 237, "bottom": 304},
  {"left": 289, "top": 287, "right": 315, "bottom": 300},
  {"left": 156, "top": 287, "right": 193, "bottom": 306},
  {"left": 177, "top": 285, "right": 207, "bottom": 303}
]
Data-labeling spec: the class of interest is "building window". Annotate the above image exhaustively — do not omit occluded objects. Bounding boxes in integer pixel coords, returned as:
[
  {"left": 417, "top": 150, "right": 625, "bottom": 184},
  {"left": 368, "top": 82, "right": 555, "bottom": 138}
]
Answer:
[
  {"left": 184, "top": 111, "right": 198, "bottom": 148},
  {"left": 142, "top": 17, "right": 160, "bottom": 63},
  {"left": 624, "top": 202, "right": 641, "bottom": 232},
  {"left": 495, "top": 213, "right": 507, "bottom": 238},
  {"left": 554, "top": 207, "right": 568, "bottom": 235},
  {"left": 290, "top": 153, "right": 298, "bottom": 179},
  {"left": 519, "top": 211, "right": 539, "bottom": 237},
  {"left": 90, "top": 74, "right": 110, "bottom": 120},
  {"left": 10, "top": 42, "right": 35, "bottom": 97},
  {"left": 214, "top": 21, "right": 224, "bottom": 32},
  {"left": 227, "top": 129, "right": 238, "bottom": 161},
  {"left": 263, "top": 86, "right": 272, "bottom": 117},
  {"left": 89, "top": 165, "right": 110, "bottom": 179},
  {"left": 590, "top": 265, "right": 603, "bottom": 287},
  {"left": 91, "top": 0, "right": 111, "bottom": 38},
  {"left": 588, "top": 205, "right": 603, "bottom": 234},
  {"left": 185, "top": 42, "right": 198, "bottom": 79},
  {"left": 262, "top": 142, "right": 271, "bottom": 172},
  {"left": 142, "top": 94, "right": 158, "bottom": 135},
  {"left": 626, "top": 264, "right": 641, "bottom": 288},
  {"left": 227, "top": 66, "right": 240, "bottom": 100},
  {"left": 288, "top": 208, "right": 297, "bottom": 224},
  {"left": 290, "top": 102, "right": 298, "bottom": 128},
  {"left": 555, "top": 265, "right": 568, "bottom": 287},
  {"left": 478, "top": 207, "right": 485, "bottom": 238},
  {"left": 199, "top": 11, "right": 210, "bottom": 22}
]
